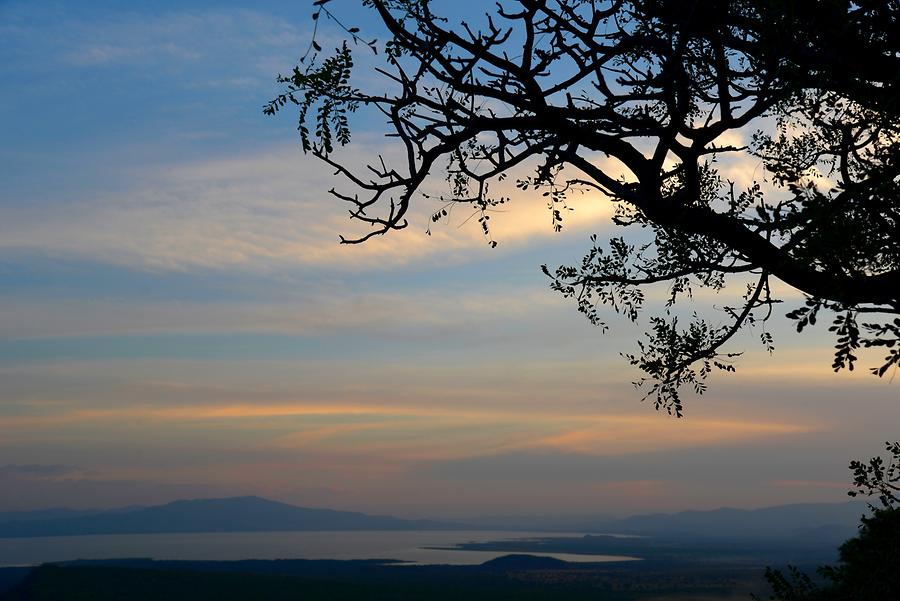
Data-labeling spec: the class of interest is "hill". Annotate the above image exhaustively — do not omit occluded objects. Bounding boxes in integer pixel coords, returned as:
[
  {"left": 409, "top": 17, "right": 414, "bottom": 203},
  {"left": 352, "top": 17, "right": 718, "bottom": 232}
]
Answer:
[
  {"left": 610, "top": 501, "right": 866, "bottom": 542},
  {"left": 0, "top": 496, "right": 458, "bottom": 538}
]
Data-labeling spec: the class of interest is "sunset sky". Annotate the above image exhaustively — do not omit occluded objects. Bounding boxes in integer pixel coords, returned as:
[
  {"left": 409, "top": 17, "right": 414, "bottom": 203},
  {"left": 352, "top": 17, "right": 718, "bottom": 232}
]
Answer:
[{"left": 1, "top": 0, "right": 897, "bottom": 518}]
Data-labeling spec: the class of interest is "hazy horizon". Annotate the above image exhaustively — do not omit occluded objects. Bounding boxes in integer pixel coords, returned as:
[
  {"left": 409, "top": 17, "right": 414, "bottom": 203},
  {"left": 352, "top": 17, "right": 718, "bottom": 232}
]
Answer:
[
  {"left": 1, "top": 0, "right": 897, "bottom": 520},
  {"left": 0, "top": 490, "right": 866, "bottom": 520}
]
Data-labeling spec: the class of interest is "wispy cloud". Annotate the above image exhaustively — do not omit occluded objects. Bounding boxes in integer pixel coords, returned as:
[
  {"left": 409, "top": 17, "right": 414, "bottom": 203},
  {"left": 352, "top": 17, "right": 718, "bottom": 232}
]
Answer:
[
  {"left": 1, "top": 142, "right": 619, "bottom": 272},
  {"left": 0, "top": 401, "right": 818, "bottom": 462},
  {"left": 771, "top": 479, "right": 849, "bottom": 490},
  {"left": 0, "top": 463, "right": 233, "bottom": 511},
  {"left": 0, "top": 284, "right": 558, "bottom": 340},
  {"left": 0, "top": 464, "right": 86, "bottom": 480},
  {"left": 5, "top": 7, "right": 303, "bottom": 75}
]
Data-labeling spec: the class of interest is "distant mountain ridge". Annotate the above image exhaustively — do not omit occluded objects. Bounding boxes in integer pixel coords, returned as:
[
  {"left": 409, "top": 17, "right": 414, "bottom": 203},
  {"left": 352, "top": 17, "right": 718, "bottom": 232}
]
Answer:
[
  {"left": 609, "top": 501, "right": 867, "bottom": 542},
  {"left": 0, "top": 496, "right": 460, "bottom": 538},
  {"left": 0, "top": 497, "right": 868, "bottom": 542}
]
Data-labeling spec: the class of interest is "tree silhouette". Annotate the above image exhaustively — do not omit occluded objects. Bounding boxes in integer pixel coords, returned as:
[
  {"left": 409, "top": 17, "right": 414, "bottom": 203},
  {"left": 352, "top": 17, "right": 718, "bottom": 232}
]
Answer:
[
  {"left": 848, "top": 440, "right": 900, "bottom": 509},
  {"left": 756, "top": 442, "right": 900, "bottom": 601},
  {"left": 267, "top": 0, "right": 899, "bottom": 415}
]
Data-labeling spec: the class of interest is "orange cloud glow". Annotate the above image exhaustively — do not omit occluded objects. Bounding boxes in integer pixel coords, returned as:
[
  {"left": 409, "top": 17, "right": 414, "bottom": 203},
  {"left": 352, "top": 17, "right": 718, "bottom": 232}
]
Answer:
[{"left": 0, "top": 401, "right": 820, "bottom": 464}]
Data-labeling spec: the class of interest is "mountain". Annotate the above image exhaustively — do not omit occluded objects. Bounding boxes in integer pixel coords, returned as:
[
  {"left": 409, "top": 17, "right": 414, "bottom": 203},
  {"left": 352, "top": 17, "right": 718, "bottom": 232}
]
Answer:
[
  {"left": 610, "top": 501, "right": 867, "bottom": 542},
  {"left": 0, "top": 505, "right": 146, "bottom": 524},
  {"left": 0, "top": 496, "right": 460, "bottom": 538},
  {"left": 0, "top": 497, "right": 869, "bottom": 542},
  {"left": 0, "top": 508, "right": 102, "bottom": 523}
]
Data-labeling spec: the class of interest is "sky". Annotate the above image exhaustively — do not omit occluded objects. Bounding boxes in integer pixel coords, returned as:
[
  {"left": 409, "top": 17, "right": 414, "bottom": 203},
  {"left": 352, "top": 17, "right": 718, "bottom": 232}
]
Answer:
[{"left": 0, "top": 0, "right": 897, "bottom": 519}]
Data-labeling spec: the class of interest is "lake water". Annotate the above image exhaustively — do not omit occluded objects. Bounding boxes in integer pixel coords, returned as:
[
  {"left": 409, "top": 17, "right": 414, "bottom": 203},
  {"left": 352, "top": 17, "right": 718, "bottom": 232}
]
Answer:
[{"left": 0, "top": 530, "right": 638, "bottom": 567}]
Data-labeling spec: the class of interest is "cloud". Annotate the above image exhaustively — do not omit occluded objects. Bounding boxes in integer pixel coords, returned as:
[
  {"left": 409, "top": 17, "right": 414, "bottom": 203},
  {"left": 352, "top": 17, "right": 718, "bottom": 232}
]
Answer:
[
  {"left": 0, "top": 140, "right": 623, "bottom": 273},
  {"left": 417, "top": 443, "right": 856, "bottom": 514},
  {"left": 0, "top": 400, "right": 817, "bottom": 466},
  {"left": 0, "top": 464, "right": 85, "bottom": 480},
  {"left": 426, "top": 437, "right": 843, "bottom": 488},
  {"left": 500, "top": 415, "right": 815, "bottom": 456},
  {"left": 771, "top": 479, "right": 849, "bottom": 490},
  {"left": 2, "top": 3, "right": 782, "bottom": 279},
  {"left": 27, "top": 8, "right": 304, "bottom": 73},
  {"left": 0, "top": 464, "right": 233, "bottom": 511},
  {"left": 0, "top": 282, "right": 563, "bottom": 342}
]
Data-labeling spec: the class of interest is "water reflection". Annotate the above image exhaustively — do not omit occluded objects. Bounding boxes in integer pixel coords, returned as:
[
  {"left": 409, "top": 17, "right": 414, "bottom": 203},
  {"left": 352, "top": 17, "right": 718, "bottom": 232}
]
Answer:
[{"left": 0, "top": 530, "right": 639, "bottom": 567}]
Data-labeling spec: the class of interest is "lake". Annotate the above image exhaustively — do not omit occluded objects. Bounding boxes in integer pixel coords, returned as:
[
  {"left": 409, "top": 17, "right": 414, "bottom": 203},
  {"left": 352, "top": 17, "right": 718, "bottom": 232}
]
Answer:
[{"left": 0, "top": 530, "right": 638, "bottom": 567}]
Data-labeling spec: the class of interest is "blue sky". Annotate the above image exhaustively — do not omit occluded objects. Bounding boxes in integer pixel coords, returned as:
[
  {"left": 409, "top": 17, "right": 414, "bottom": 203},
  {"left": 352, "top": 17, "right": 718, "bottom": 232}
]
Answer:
[{"left": 1, "top": 0, "right": 897, "bottom": 518}]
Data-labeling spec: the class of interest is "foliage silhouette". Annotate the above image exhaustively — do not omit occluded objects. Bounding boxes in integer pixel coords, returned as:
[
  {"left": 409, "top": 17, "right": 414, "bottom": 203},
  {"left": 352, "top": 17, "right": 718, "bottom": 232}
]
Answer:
[
  {"left": 756, "top": 442, "right": 900, "bottom": 600},
  {"left": 267, "top": 0, "right": 899, "bottom": 415},
  {"left": 848, "top": 440, "right": 900, "bottom": 509}
]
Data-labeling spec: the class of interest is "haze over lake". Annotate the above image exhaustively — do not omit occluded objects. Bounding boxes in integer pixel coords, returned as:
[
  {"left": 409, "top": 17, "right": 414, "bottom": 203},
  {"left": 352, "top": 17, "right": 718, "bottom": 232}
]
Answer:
[{"left": 0, "top": 531, "right": 637, "bottom": 567}]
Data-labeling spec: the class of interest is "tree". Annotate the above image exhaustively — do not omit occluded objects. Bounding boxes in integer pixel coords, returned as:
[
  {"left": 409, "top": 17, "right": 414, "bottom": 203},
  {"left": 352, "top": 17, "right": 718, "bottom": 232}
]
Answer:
[
  {"left": 757, "top": 510, "right": 900, "bottom": 600},
  {"left": 266, "top": 0, "right": 899, "bottom": 415},
  {"left": 848, "top": 440, "right": 900, "bottom": 510},
  {"left": 756, "top": 442, "right": 900, "bottom": 601}
]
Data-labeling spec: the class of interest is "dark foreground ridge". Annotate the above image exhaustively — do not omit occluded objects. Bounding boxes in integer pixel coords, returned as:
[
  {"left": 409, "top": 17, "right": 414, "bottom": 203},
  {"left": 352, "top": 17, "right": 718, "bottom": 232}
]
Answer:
[{"left": 0, "top": 556, "right": 769, "bottom": 601}]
